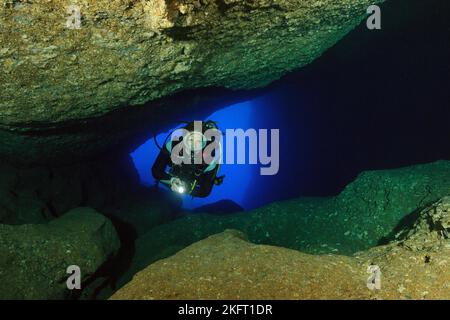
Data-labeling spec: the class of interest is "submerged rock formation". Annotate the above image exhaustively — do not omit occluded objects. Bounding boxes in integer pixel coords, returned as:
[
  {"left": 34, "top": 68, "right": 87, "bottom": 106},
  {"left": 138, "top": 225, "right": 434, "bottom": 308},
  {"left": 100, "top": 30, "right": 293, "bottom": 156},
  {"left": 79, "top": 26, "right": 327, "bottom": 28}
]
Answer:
[
  {"left": 394, "top": 196, "right": 450, "bottom": 252},
  {"left": 112, "top": 229, "right": 368, "bottom": 300},
  {"left": 112, "top": 197, "right": 450, "bottom": 300},
  {"left": 0, "top": 154, "right": 141, "bottom": 224},
  {"left": 0, "top": 207, "right": 120, "bottom": 299},
  {"left": 0, "top": 0, "right": 383, "bottom": 163},
  {"left": 114, "top": 160, "right": 450, "bottom": 288}
]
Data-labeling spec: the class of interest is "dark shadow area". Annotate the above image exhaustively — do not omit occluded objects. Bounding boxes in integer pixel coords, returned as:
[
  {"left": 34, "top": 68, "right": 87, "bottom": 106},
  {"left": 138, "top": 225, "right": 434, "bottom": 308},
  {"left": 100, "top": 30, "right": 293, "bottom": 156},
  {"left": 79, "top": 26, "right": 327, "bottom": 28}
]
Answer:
[
  {"left": 66, "top": 215, "right": 137, "bottom": 300},
  {"left": 377, "top": 207, "right": 421, "bottom": 246},
  {"left": 248, "top": 0, "right": 450, "bottom": 204},
  {"left": 90, "top": 214, "right": 137, "bottom": 299},
  {"left": 377, "top": 195, "right": 438, "bottom": 246},
  {"left": 191, "top": 200, "right": 245, "bottom": 215}
]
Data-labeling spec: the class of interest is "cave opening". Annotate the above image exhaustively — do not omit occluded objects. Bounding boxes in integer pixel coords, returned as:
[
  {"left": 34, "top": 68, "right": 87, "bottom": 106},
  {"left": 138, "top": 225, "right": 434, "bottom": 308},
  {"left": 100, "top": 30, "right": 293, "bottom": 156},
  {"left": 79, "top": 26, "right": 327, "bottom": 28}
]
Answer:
[
  {"left": 2, "top": 0, "right": 450, "bottom": 301},
  {"left": 131, "top": 101, "right": 259, "bottom": 211},
  {"left": 130, "top": 0, "right": 450, "bottom": 212},
  {"left": 107, "top": 0, "right": 450, "bottom": 298}
]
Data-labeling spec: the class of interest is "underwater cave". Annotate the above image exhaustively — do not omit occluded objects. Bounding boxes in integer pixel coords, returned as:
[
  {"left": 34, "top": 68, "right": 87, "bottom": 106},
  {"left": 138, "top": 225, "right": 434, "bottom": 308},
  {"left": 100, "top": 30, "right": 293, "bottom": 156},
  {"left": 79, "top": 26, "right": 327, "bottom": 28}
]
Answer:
[{"left": 0, "top": 0, "right": 450, "bottom": 302}]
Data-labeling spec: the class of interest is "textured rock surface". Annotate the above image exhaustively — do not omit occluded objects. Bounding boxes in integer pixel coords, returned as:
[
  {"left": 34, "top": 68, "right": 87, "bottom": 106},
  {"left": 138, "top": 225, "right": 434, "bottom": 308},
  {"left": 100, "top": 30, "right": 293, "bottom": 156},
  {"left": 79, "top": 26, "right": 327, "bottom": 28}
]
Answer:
[
  {"left": 116, "top": 160, "right": 450, "bottom": 288},
  {"left": 0, "top": 154, "right": 142, "bottom": 224},
  {"left": 112, "top": 230, "right": 368, "bottom": 299},
  {"left": 0, "top": 0, "right": 382, "bottom": 162},
  {"left": 0, "top": 207, "right": 120, "bottom": 299},
  {"left": 112, "top": 206, "right": 450, "bottom": 300},
  {"left": 394, "top": 196, "right": 450, "bottom": 252},
  {"left": 0, "top": 0, "right": 379, "bottom": 124}
]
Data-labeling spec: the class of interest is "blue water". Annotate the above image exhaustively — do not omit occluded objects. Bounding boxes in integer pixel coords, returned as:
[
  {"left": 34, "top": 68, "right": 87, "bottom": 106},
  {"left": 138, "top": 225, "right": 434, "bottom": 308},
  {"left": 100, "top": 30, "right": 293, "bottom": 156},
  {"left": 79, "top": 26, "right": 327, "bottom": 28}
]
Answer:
[
  {"left": 131, "top": 101, "right": 272, "bottom": 210},
  {"left": 130, "top": 2, "right": 450, "bottom": 212}
]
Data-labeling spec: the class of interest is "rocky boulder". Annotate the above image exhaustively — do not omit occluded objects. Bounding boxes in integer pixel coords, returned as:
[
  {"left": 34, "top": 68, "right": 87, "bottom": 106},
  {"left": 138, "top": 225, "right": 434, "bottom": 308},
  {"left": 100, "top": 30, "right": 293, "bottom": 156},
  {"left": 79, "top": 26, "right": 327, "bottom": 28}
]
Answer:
[
  {"left": 0, "top": 207, "right": 120, "bottom": 299},
  {"left": 117, "top": 160, "right": 450, "bottom": 287},
  {"left": 111, "top": 230, "right": 368, "bottom": 300},
  {"left": 112, "top": 213, "right": 450, "bottom": 300}
]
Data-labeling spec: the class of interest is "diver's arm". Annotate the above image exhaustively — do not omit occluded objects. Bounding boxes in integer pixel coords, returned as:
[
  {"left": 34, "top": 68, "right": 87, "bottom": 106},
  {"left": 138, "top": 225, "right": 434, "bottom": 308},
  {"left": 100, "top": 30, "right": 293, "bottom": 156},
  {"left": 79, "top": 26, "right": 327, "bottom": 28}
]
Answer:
[
  {"left": 159, "top": 178, "right": 173, "bottom": 187},
  {"left": 152, "top": 150, "right": 172, "bottom": 181}
]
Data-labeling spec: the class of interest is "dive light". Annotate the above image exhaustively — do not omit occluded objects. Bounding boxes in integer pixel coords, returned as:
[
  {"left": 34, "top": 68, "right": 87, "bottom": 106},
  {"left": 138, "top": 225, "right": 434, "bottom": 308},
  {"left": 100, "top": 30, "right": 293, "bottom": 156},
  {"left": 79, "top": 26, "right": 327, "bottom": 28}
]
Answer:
[{"left": 176, "top": 184, "right": 185, "bottom": 194}]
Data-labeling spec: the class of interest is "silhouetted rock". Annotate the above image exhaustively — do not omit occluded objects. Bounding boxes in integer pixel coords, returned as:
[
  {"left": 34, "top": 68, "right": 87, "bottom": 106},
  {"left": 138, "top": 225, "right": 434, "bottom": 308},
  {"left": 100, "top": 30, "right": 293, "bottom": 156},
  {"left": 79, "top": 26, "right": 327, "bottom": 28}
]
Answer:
[{"left": 192, "top": 200, "right": 244, "bottom": 215}]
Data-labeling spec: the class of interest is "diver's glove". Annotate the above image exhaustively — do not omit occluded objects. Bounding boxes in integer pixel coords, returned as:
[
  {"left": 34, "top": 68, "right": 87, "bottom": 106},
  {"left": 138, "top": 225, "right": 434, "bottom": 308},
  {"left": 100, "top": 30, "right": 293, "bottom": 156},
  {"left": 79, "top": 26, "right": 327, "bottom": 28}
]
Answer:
[
  {"left": 170, "top": 177, "right": 186, "bottom": 194},
  {"left": 214, "top": 175, "right": 225, "bottom": 186}
]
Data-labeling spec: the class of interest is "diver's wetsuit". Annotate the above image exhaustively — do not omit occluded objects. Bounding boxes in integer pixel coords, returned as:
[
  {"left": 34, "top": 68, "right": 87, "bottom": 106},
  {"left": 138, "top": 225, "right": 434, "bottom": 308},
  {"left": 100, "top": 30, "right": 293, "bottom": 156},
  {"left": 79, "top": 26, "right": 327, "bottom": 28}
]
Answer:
[{"left": 152, "top": 137, "right": 218, "bottom": 198}]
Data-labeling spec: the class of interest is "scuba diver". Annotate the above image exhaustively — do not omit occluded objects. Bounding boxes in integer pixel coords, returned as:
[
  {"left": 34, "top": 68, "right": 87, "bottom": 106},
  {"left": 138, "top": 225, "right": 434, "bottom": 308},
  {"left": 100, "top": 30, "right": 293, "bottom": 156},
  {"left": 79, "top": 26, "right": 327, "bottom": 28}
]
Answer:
[{"left": 152, "top": 120, "right": 224, "bottom": 198}]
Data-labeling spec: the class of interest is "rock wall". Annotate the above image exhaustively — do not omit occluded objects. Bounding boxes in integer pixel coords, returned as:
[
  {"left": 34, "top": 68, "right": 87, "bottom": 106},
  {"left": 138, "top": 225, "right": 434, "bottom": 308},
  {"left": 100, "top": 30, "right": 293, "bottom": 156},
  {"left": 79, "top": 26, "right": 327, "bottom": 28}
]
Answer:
[
  {"left": 0, "top": 153, "right": 140, "bottom": 224},
  {"left": 0, "top": 0, "right": 383, "bottom": 163},
  {"left": 114, "top": 161, "right": 450, "bottom": 290},
  {"left": 111, "top": 197, "right": 450, "bottom": 300}
]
